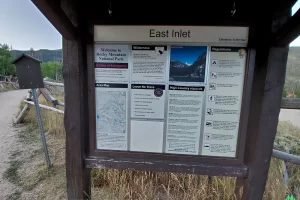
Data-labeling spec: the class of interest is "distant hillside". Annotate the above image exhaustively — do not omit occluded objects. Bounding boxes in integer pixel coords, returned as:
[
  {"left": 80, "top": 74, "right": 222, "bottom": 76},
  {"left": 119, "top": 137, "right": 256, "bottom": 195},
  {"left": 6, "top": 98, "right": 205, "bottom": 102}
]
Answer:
[{"left": 10, "top": 49, "right": 62, "bottom": 62}]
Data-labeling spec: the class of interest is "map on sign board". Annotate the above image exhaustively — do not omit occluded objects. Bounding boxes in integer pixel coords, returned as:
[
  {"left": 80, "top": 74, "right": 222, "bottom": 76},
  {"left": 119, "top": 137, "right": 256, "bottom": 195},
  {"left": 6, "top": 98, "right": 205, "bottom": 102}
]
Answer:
[
  {"left": 93, "top": 25, "right": 248, "bottom": 157},
  {"left": 96, "top": 91, "right": 126, "bottom": 134}
]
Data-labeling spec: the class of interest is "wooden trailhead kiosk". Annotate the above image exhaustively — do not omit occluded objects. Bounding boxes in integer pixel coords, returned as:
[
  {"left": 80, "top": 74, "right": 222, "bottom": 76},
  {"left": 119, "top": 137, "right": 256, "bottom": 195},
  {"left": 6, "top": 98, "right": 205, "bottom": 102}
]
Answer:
[{"left": 32, "top": 0, "right": 300, "bottom": 199}]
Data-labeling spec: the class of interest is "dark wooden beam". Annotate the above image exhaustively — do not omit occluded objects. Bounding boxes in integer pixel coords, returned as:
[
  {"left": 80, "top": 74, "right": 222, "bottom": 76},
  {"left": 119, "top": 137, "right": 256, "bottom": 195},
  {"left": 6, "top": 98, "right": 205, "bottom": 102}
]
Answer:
[
  {"left": 281, "top": 98, "right": 300, "bottom": 109},
  {"left": 241, "top": 47, "right": 289, "bottom": 200},
  {"left": 31, "top": 0, "right": 77, "bottom": 40},
  {"left": 236, "top": 5, "right": 290, "bottom": 198},
  {"left": 62, "top": 0, "right": 91, "bottom": 199},
  {"left": 275, "top": 9, "right": 300, "bottom": 46},
  {"left": 63, "top": 38, "right": 90, "bottom": 199},
  {"left": 85, "top": 156, "right": 249, "bottom": 177}
]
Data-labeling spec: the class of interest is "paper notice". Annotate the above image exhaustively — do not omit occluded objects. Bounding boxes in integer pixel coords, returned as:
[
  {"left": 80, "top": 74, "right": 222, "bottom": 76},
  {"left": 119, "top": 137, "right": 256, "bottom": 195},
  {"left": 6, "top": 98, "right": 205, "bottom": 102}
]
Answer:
[
  {"left": 95, "top": 83, "right": 128, "bottom": 150},
  {"left": 202, "top": 46, "right": 246, "bottom": 157},
  {"left": 131, "top": 84, "right": 165, "bottom": 119},
  {"left": 132, "top": 45, "right": 168, "bottom": 82},
  {"left": 130, "top": 120, "right": 164, "bottom": 153},
  {"left": 166, "top": 85, "right": 205, "bottom": 155},
  {"left": 94, "top": 44, "right": 129, "bottom": 82}
]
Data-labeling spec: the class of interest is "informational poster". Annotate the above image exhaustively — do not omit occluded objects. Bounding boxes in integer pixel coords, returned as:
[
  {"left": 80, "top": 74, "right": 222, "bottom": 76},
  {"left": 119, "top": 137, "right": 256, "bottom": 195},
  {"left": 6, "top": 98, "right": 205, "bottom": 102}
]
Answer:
[
  {"left": 169, "top": 46, "right": 207, "bottom": 83},
  {"left": 132, "top": 45, "right": 168, "bottom": 82},
  {"left": 93, "top": 26, "right": 249, "bottom": 157},
  {"left": 201, "top": 47, "right": 246, "bottom": 157},
  {"left": 131, "top": 84, "right": 165, "bottom": 119},
  {"left": 94, "top": 44, "right": 129, "bottom": 82},
  {"left": 166, "top": 85, "right": 205, "bottom": 155},
  {"left": 95, "top": 83, "right": 128, "bottom": 150}
]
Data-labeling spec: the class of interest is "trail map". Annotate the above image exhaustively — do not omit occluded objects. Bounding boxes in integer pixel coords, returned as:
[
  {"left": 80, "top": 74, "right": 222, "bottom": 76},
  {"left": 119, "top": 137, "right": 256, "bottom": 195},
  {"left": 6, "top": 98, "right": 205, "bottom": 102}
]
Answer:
[{"left": 96, "top": 91, "right": 126, "bottom": 134}]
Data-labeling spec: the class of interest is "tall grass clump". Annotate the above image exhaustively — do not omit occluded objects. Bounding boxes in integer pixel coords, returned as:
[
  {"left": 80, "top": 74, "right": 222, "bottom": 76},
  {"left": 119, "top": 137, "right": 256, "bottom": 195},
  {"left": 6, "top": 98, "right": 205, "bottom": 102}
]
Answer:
[{"left": 92, "top": 169, "right": 237, "bottom": 200}]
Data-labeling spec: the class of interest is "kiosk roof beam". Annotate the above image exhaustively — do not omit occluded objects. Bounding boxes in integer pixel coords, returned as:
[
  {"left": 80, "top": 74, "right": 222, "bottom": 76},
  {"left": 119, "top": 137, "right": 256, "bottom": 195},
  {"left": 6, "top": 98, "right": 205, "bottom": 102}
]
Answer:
[
  {"left": 275, "top": 9, "right": 300, "bottom": 46},
  {"left": 31, "top": 0, "right": 77, "bottom": 40}
]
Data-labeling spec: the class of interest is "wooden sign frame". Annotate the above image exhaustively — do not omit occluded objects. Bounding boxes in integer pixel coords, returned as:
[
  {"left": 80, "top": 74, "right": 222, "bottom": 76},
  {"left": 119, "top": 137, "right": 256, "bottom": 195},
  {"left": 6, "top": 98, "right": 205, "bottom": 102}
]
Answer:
[{"left": 83, "top": 24, "right": 255, "bottom": 178}]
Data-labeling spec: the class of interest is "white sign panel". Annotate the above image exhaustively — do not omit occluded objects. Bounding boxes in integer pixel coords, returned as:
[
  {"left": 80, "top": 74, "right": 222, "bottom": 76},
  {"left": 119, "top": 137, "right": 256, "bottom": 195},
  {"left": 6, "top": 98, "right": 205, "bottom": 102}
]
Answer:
[
  {"left": 94, "top": 44, "right": 129, "bottom": 82},
  {"left": 94, "top": 25, "right": 249, "bottom": 45},
  {"left": 165, "top": 85, "right": 205, "bottom": 155},
  {"left": 201, "top": 47, "right": 246, "bottom": 157},
  {"left": 132, "top": 45, "right": 168, "bottom": 82}
]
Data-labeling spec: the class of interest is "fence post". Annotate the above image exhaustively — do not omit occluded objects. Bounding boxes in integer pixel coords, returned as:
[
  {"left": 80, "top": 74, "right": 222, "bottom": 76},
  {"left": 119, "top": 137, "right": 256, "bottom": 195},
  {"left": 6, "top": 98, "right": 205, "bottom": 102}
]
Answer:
[{"left": 32, "top": 88, "right": 52, "bottom": 168}]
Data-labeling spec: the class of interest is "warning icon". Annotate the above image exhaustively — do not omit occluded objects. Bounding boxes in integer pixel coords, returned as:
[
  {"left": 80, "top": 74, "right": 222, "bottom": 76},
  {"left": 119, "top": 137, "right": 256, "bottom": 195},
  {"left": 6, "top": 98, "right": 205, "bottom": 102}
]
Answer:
[
  {"left": 205, "top": 133, "right": 212, "bottom": 140},
  {"left": 211, "top": 59, "right": 218, "bottom": 66}
]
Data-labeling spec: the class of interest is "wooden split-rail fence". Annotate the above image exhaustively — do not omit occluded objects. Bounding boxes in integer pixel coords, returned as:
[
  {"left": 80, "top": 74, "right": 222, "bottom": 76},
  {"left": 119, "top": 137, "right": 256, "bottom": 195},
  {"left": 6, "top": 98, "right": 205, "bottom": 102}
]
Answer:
[
  {"left": 0, "top": 75, "right": 19, "bottom": 90},
  {"left": 14, "top": 80, "right": 65, "bottom": 124}
]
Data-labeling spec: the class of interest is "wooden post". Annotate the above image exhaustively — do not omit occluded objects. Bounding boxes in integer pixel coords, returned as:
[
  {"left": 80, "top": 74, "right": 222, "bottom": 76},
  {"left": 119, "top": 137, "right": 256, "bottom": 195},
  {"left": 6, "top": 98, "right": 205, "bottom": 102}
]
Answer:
[
  {"left": 241, "top": 45, "right": 289, "bottom": 199},
  {"left": 40, "top": 88, "right": 59, "bottom": 107},
  {"left": 64, "top": 37, "right": 91, "bottom": 199},
  {"left": 62, "top": 0, "right": 91, "bottom": 196}
]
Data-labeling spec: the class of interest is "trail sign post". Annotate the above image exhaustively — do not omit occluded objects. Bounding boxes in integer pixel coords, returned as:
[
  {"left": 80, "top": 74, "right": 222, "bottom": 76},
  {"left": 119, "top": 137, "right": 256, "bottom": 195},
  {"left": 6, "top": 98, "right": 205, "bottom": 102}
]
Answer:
[
  {"left": 12, "top": 54, "right": 52, "bottom": 169},
  {"left": 31, "top": 0, "right": 299, "bottom": 199}
]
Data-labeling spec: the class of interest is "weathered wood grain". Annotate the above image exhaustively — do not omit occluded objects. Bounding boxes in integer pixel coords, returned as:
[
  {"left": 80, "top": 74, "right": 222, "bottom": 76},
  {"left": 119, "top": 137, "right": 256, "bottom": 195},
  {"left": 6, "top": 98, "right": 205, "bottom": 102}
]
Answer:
[
  {"left": 31, "top": 0, "right": 77, "bottom": 40},
  {"left": 85, "top": 156, "right": 249, "bottom": 177},
  {"left": 40, "top": 88, "right": 59, "bottom": 107},
  {"left": 24, "top": 100, "right": 64, "bottom": 114}
]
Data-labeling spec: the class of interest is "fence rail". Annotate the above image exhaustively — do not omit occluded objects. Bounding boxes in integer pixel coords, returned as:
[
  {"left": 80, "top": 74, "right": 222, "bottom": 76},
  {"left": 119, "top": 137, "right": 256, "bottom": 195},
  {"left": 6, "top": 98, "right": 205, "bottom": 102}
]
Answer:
[
  {"left": 0, "top": 75, "right": 19, "bottom": 89},
  {"left": 281, "top": 97, "right": 300, "bottom": 109},
  {"left": 272, "top": 149, "right": 300, "bottom": 165}
]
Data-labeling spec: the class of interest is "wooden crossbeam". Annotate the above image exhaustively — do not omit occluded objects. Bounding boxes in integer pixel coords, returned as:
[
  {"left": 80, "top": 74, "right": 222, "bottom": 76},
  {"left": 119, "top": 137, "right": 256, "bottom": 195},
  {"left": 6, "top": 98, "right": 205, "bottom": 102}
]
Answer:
[
  {"left": 281, "top": 97, "right": 300, "bottom": 109},
  {"left": 275, "top": 9, "right": 300, "bottom": 46},
  {"left": 31, "top": 0, "right": 77, "bottom": 40}
]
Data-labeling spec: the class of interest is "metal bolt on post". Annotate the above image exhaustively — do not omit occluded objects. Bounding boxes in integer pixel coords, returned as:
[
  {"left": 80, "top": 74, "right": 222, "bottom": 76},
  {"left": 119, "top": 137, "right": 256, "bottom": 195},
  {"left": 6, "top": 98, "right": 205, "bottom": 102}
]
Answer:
[{"left": 32, "top": 89, "right": 52, "bottom": 168}]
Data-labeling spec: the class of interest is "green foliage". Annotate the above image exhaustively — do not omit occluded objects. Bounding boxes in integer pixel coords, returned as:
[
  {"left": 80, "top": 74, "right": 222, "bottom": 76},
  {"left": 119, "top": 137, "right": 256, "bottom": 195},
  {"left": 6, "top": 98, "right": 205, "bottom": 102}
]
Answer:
[
  {"left": 41, "top": 61, "right": 63, "bottom": 81},
  {"left": 285, "top": 194, "right": 296, "bottom": 200},
  {"left": 0, "top": 43, "right": 15, "bottom": 76}
]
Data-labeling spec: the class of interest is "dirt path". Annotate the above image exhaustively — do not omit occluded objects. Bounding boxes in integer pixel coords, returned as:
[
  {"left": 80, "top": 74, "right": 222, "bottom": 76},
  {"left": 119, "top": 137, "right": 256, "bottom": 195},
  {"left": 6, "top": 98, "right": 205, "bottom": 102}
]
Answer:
[
  {"left": 279, "top": 109, "right": 300, "bottom": 128},
  {"left": 0, "top": 90, "right": 27, "bottom": 200}
]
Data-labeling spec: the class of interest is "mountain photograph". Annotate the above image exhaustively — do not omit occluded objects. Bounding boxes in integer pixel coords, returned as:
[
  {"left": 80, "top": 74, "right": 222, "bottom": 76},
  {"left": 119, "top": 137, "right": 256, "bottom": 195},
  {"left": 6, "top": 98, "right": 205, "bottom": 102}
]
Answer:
[{"left": 169, "top": 46, "right": 207, "bottom": 83}]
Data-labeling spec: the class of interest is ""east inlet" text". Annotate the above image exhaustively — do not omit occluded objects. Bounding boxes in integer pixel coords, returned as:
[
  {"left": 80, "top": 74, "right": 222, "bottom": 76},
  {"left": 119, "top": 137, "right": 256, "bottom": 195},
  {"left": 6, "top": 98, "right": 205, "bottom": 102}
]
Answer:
[{"left": 150, "top": 29, "right": 191, "bottom": 38}]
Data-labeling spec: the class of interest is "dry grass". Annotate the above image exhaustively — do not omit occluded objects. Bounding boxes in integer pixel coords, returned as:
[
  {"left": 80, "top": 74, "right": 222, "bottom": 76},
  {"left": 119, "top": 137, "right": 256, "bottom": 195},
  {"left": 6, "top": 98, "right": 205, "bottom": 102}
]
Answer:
[
  {"left": 9, "top": 88, "right": 67, "bottom": 200},
  {"left": 91, "top": 170, "right": 237, "bottom": 200},
  {"left": 12, "top": 86, "right": 300, "bottom": 200},
  {"left": 90, "top": 157, "right": 289, "bottom": 200}
]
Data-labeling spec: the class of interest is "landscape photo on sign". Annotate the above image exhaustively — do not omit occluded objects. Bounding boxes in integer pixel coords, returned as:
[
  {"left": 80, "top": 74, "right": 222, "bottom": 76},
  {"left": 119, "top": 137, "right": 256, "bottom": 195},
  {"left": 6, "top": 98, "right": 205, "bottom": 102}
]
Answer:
[{"left": 169, "top": 46, "right": 207, "bottom": 82}]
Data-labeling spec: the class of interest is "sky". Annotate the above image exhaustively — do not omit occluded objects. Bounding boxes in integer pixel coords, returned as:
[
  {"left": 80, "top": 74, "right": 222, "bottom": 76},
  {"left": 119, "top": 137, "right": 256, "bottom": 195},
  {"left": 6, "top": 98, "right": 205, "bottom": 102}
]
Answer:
[
  {"left": 171, "top": 46, "right": 207, "bottom": 64},
  {"left": 0, "top": 0, "right": 299, "bottom": 50},
  {"left": 0, "top": 0, "right": 62, "bottom": 50}
]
